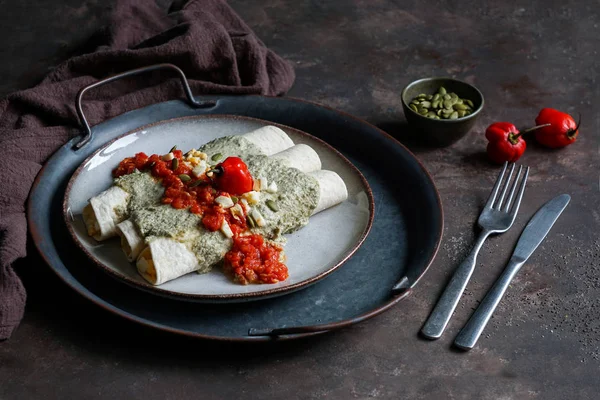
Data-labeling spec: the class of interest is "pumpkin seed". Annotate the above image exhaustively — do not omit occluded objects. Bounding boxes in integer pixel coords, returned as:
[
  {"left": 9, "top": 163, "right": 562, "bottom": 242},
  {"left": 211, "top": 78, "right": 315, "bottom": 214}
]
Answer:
[
  {"left": 211, "top": 153, "right": 223, "bottom": 162},
  {"left": 172, "top": 158, "right": 179, "bottom": 170},
  {"left": 266, "top": 199, "right": 279, "bottom": 212},
  {"left": 179, "top": 174, "right": 191, "bottom": 182},
  {"left": 231, "top": 196, "right": 238, "bottom": 203},
  {"left": 189, "top": 180, "right": 204, "bottom": 187},
  {"left": 410, "top": 87, "right": 475, "bottom": 119},
  {"left": 247, "top": 214, "right": 256, "bottom": 228},
  {"left": 169, "top": 145, "right": 177, "bottom": 153}
]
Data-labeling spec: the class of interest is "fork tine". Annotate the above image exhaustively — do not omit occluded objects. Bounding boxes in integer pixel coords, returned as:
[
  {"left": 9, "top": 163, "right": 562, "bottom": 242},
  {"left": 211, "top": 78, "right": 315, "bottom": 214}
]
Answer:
[
  {"left": 485, "top": 162, "right": 508, "bottom": 209},
  {"left": 495, "top": 163, "right": 515, "bottom": 209},
  {"left": 503, "top": 165, "right": 523, "bottom": 212},
  {"left": 509, "top": 166, "right": 530, "bottom": 217}
]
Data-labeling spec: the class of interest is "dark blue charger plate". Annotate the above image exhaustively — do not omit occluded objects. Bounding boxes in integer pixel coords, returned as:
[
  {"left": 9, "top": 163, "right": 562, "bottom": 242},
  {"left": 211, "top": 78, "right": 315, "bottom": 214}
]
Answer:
[{"left": 29, "top": 94, "right": 443, "bottom": 341}]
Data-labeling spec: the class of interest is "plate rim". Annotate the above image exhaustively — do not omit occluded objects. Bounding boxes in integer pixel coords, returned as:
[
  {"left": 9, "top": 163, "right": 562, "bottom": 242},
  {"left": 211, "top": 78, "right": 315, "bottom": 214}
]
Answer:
[
  {"left": 27, "top": 94, "right": 444, "bottom": 341},
  {"left": 62, "top": 114, "right": 375, "bottom": 302}
]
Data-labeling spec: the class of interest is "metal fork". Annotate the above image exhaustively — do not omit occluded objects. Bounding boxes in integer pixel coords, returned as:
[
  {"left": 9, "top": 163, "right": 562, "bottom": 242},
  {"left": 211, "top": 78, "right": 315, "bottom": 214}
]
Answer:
[{"left": 421, "top": 162, "right": 529, "bottom": 339}]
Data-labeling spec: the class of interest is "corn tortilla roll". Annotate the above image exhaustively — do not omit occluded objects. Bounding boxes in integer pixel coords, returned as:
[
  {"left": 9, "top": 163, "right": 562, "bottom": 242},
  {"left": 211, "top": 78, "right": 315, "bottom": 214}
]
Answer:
[
  {"left": 309, "top": 170, "right": 348, "bottom": 215},
  {"left": 116, "top": 219, "right": 145, "bottom": 262},
  {"left": 271, "top": 144, "right": 322, "bottom": 173},
  {"left": 242, "top": 125, "right": 294, "bottom": 156},
  {"left": 82, "top": 186, "right": 130, "bottom": 241},
  {"left": 136, "top": 238, "right": 200, "bottom": 285}
]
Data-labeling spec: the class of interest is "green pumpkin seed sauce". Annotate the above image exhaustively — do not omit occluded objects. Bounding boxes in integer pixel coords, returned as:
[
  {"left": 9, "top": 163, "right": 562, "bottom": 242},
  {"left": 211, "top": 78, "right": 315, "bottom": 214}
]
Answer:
[
  {"left": 199, "top": 135, "right": 263, "bottom": 166},
  {"left": 244, "top": 154, "right": 319, "bottom": 241},
  {"left": 191, "top": 231, "right": 232, "bottom": 273},
  {"left": 130, "top": 205, "right": 201, "bottom": 241},
  {"left": 114, "top": 171, "right": 164, "bottom": 212}
]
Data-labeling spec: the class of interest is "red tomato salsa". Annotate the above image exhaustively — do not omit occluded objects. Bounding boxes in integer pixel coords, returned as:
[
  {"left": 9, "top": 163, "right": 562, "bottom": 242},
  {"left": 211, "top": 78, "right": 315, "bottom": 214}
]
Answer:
[
  {"left": 224, "top": 234, "right": 288, "bottom": 284},
  {"left": 113, "top": 150, "right": 288, "bottom": 285}
]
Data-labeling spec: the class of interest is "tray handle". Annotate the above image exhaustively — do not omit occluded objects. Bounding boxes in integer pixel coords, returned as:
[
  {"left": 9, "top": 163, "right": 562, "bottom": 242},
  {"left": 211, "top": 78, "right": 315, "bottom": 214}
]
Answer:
[{"left": 74, "top": 63, "right": 216, "bottom": 149}]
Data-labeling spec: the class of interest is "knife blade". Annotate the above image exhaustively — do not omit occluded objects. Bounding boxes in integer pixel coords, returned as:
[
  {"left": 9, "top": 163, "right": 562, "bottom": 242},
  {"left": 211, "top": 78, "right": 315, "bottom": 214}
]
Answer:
[
  {"left": 454, "top": 193, "right": 570, "bottom": 350},
  {"left": 511, "top": 193, "right": 571, "bottom": 263}
]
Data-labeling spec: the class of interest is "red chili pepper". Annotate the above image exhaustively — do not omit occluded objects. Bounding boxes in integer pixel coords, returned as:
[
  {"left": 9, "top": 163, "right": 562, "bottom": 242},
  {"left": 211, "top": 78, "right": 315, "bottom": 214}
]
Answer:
[
  {"left": 534, "top": 108, "right": 581, "bottom": 148},
  {"left": 485, "top": 122, "right": 550, "bottom": 164},
  {"left": 485, "top": 122, "right": 527, "bottom": 164},
  {"left": 212, "top": 157, "right": 254, "bottom": 195}
]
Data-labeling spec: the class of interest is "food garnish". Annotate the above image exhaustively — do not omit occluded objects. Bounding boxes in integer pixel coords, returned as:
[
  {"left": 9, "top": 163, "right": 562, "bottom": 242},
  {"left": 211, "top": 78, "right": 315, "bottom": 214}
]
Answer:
[{"left": 211, "top": 156, "right": 254, "bottom": 195}]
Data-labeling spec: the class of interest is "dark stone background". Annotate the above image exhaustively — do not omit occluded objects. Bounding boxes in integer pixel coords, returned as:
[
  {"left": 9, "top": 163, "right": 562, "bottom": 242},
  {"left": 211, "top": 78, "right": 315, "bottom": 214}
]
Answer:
[{"left": 1, "top": 1, "right": 598, "bottom": 399}]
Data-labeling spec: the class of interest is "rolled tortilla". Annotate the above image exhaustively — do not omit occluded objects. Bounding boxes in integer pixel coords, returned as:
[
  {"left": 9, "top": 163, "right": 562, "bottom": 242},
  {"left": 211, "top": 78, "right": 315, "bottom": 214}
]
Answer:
[
  {"left": 82, "top": 186, "right": 130, "bottom": 241},
  {"left": 271, "top": 144, "right": 322, "bottom": 173},
  {"left": 242, "top": 126, "right": 294, "bottom": 156},
  {"left": 137, "top": 238, "right": 200, "bottom": 285},
  {"left": 309, "top": 170, "right": 348, "bottom": 215},
  {"left": 136, "top": 230, "right": 230, "bottom": 285},
  {"left": 116, "top": 219, "right": 145, "bottom": 262}
]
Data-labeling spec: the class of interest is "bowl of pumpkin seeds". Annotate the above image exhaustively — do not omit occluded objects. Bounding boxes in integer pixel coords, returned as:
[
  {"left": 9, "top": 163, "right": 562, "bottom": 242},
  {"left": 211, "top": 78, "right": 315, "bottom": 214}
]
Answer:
[{"left": 401, "top": 77, "right": 484, "bottom": 146}]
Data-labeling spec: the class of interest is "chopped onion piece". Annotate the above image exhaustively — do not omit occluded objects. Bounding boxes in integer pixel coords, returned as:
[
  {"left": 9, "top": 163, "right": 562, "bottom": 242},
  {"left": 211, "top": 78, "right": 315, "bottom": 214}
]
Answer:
[
  {"left": 251, "top": 209, "right": 266, "bottom": 227},
  {"left": 215, "top": 195, "right": 235, "bottom": 208},
  {"left": 242, "top": 191, "right": 261, "bottom": 205},
  {"left": 266, "top": 181, "right": 278, "bottom": 193},
  {"left": 220, "top": 220, "right": 234, "bottom": 238}
]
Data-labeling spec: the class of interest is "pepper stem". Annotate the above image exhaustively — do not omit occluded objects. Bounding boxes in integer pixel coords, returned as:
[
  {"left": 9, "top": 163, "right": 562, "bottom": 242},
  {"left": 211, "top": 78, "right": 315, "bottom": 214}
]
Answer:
[
  {"left": 567, "top": 113, "right": 581, "bottom": 138},
  {"left": 210, "top": 166, "right": 224, "bottom": 175},
  {"left": 512, "top": 123, "right": 552, "bottom": 141}
]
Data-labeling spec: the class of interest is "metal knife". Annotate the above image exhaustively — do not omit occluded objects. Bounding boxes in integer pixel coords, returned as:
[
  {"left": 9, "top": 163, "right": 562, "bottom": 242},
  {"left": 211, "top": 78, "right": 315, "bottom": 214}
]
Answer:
[{"left": 453, "top": 194, "right": 571, "bottom": 350}]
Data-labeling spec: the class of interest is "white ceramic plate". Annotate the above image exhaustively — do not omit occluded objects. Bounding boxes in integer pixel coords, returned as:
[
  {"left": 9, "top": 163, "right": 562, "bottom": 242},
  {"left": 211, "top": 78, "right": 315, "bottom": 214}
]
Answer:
[{"left": 64, "top": 115, "right": 373, "bottom": 303}]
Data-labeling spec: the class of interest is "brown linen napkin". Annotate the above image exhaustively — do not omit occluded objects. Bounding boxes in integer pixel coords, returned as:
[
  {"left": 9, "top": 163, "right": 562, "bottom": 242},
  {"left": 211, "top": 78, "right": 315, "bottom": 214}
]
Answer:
[{"left": 0, "top": 0, "right": 294, "bottom": 340}]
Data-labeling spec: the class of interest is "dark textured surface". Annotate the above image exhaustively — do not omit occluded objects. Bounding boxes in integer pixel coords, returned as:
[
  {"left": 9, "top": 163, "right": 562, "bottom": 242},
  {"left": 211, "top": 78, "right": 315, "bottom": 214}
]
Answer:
[{"left": 1, "top": 1, "right": 599, "bottom": 399}]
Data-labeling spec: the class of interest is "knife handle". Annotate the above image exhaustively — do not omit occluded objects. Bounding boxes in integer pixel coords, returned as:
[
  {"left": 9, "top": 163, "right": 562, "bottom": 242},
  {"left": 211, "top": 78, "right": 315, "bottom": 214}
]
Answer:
[{"left": 454, "top": 258, "right": 524, "bottom": 350}]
